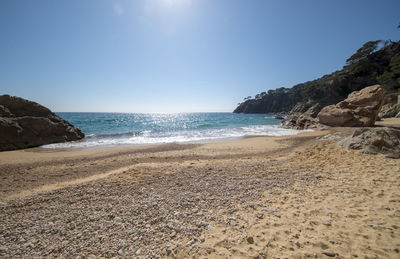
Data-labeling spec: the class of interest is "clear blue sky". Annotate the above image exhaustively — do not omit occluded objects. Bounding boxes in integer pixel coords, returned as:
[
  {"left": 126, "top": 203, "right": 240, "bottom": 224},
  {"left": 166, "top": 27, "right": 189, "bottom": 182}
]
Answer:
[{"left": 1, "top": 0, "right": 399, "bottom": 112}]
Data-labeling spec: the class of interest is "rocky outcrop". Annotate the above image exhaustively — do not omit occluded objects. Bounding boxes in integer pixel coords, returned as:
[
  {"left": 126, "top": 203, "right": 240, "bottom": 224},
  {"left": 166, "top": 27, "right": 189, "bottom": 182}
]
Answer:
[
  {"left": 288, "top": 102, "right": 323, "bottom": 118},
  {"left": 0, "top": 95, "right": 84, "bottom": 151},
  {"left": 378, "top": 103, "right": 400, "bottom": 119},
  {"left": 281, "top": 114, "right": 322, "bottom": 130},
  {"left": 281, "top": 101, "right": 325, "bottom": 130},
  {"left": 338, "top": 127, "right": 400, "bottom": 158},
  {"left": 317, "top": 85, "right": 385, "bottom": 127}
]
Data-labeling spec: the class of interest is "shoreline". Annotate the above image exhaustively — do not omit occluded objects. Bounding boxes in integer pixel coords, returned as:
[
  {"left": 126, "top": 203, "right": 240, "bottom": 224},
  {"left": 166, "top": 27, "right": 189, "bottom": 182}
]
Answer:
[
  {"left": 0, "top": 129, "right": 323, "bottom": 166},
  {"left": 0, "top": 119, "right": 399, "bottom": 258}
]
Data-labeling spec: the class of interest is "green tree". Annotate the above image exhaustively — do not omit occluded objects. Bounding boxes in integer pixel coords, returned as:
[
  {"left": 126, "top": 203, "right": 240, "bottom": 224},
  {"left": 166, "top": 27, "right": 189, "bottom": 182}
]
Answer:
[
  {"left": 389, "top": 54, "right": 400, "bottom": 75},
  {"left": 377, "top": 54, "right": 400, "bottom": 92},
  {"left": 345, "top": 40, "right": 381, "bottom": 65}
]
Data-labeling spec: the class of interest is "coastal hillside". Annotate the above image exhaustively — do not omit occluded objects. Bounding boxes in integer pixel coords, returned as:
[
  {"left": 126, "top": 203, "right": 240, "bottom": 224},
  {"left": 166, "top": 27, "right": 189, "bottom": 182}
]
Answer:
[{"left": 234, "top": 40, "right": 400, "bottom": 114}]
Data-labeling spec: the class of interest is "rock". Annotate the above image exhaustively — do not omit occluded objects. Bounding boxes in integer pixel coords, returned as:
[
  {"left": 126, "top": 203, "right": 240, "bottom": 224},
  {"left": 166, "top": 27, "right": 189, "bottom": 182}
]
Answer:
[
  {"left": 23, "top": 242, "right": 33, "bottom": 248},
  {"left": 256, "top": 213, "right": 264, "bottom": 219},
  {"left": 282, "top": 114, "right": 322, "bottom": 130},
  {"left": 0, "top": 105, "right": 13, "bottom": 117},
  {"left": 274, "top": 115, "right": 285, "bottom": 120},
  {"left": 322, "top": 249, "right": 336, "bottom": 257},
  {"left": 338, "top": 127, "right": 400, "bottom": 158},
  {"left": 200, "top": 235, "right": 205, "bottom": 243},
  {"left": 281, "top": 101, "right": 327, "bottom": 129},
  {"left": 288, "top": 101, "right": 323, "bottom": 118},
  {"left": 322, "top": 220, "right": 332, "bottom": 226},
  {"left": 0, "top": 95, "right": 84, "bottom": 151},
  {"left": 318, "top": 85, "right": 385, "bottom": 127},
  {"left": 200, "top": 221, "right": 209, "bottom": 227},
  {"left": 378, "top": 103, "right": 400, "bottom": 119},
  {"left": 246, "top": 236, "right": 254, "bottom": 244}
]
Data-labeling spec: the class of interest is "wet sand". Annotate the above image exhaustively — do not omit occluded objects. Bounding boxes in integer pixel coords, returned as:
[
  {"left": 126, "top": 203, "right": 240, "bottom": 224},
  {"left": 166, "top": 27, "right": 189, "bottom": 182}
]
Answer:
[{"left": 0, "top": 121, "right": 399, "bottom": 258}]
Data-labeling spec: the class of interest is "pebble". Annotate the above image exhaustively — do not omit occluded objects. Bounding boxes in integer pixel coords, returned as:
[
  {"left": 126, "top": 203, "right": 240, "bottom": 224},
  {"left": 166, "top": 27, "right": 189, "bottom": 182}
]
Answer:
[
  {"left": 246, "top": 236, "right": 254, "bottom": 244},
  {"left": 1, "top": 147, "right": 332, "bottom": 258},
  {"left": 118, "top": 249, "right": 124, "bottom": 256},
  {"left": 23, "top": 242, "right": 33, "bottom": 248},
  {"left": 322, "top": 220, "right": 332, "bottom": 226},
  {"left": 256, "top": 213, "right": 264, "bottom": 219},
  {"left": 200, "top": 221, "right": 209, "bottom": 227},
  {"left": 322, "top": 249, "right": 336, "bottom": 257}
]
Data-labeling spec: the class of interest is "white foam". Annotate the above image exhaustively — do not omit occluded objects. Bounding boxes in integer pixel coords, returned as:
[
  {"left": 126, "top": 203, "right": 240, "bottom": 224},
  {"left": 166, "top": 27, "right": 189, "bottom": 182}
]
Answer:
[{"left": 43, "top": 125, "right": 311, "bottom": 149}]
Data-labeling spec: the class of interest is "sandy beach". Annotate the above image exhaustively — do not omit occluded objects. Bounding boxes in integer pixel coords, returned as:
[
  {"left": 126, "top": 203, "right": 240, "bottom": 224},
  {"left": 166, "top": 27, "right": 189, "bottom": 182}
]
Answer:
[{"left": 1, "top": 120, "right": 400, "bottom": 258}]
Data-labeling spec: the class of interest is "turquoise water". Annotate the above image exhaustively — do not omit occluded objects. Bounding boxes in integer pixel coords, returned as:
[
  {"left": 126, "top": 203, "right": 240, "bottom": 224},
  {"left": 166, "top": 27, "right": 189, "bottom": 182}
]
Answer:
[{"left": 43, "top": 112, "right": 304, "bottom": 149}]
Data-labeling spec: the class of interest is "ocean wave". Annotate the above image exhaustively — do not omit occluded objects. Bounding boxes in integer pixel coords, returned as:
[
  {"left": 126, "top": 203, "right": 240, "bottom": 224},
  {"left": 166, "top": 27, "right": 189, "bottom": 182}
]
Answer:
[
  {"left": 43, "top": 125, "right": 311, "bottom": 149},
  {"left": 85, "top": 130, "right": 151, "bottom": 139}
]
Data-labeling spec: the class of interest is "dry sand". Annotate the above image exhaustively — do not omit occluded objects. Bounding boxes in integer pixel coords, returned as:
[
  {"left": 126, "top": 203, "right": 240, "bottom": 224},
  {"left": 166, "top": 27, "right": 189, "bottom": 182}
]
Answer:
[{"left": 0, "top": 120, "right": 399, "bottom": 258}]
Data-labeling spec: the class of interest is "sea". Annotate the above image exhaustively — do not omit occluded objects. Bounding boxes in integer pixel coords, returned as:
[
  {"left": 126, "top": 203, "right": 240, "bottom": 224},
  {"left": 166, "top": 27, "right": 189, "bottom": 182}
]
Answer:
[{"left": 43, "top": 112, "right": 305, "bottom": 149}]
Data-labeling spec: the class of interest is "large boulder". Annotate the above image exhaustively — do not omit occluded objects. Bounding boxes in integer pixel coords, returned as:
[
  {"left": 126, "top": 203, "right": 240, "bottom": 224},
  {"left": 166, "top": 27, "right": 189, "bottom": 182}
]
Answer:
[
  {"left": 317, "top": 85, "right": 385, "bottom": 127},
  {"left": 0, "top": 95, "right": 84, "bottom": 151},
  {"left": 338, "top": 127, "right": 400, "bottom": 158}
]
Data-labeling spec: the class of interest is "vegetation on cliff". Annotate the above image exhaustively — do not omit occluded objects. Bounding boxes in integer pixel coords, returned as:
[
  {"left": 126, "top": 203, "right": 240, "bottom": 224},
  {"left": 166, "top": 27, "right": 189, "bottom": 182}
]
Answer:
[{"left": 234, "top": 40, "right": 400, "bottom": 114}]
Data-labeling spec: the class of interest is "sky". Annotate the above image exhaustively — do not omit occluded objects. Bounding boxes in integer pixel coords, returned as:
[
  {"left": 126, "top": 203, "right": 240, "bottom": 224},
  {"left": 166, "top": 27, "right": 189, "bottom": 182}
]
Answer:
[{"left": 0, "top": 0, "right": 399, "bottom": 113}]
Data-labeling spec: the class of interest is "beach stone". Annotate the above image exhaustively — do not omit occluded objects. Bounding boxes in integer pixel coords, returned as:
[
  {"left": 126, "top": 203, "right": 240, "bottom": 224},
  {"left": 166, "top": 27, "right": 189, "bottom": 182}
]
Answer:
[
  {"left": 246, "top": 236, "right": 254, "bottom": 244},
  {"left": 322, "top": 220, "right": 332, "bottom": 226},
  {"left": 200, "top": 221, "right": 209, "bottom": 227},
  {"left": 256, "top": 212, "right": 264, "bottom": 219},
  {"left": 338, "top": 127, "right": 400, "bottom": 158},
  {"left": 0, "top": 95, "right": 84, "bottom": 151},
  {"left": 23, "top": 242, "right": 33, "bottom": 248},
  {"left": 322, "top": 249, "right": 336, "bottom": 257},
  {"left": 318, "top": 85, "right": 385, "bottom": 127}
]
